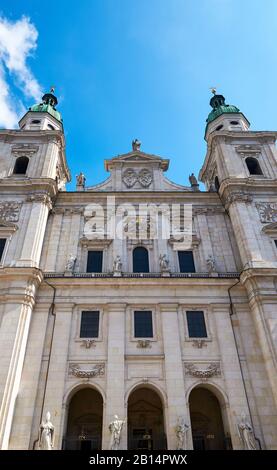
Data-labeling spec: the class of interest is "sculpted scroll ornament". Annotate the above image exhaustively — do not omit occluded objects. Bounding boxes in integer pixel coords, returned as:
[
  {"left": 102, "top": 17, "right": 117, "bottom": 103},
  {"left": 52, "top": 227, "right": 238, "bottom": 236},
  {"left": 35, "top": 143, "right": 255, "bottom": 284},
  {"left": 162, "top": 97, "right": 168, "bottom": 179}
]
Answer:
[
  {"left": 256, "top": 202, "right": 277, "bottom": 223},
  {"left": 185, "top": 362, "right": 221, "bottom": 379},
  {"left": 69, "top": 363, "right": 105, "bottom": 378},
  {"left": 0, "top": 202, "right": 21, "bottom": 222}
]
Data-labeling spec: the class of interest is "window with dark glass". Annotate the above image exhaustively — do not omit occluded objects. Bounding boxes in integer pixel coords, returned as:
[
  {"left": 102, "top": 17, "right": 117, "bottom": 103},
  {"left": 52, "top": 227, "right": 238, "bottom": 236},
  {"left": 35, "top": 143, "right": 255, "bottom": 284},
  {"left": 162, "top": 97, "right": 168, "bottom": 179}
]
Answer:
[
  {"left": 245, "top": 157, "right": 263, "bottom": 176},
  {"left": 0, "top": 238, "right": 6, "bottom": 262},
  {"left": 13, "top": 156, "right": 29, "bottom": 175},
  {"left": 80, "top": 311, "right": 100, "bottom": 338},
  {"left": 134, "top": 311, "right": 153, "bottom": 338},
  {"left": 178, "top": 251, "right": 195, "bottom": 273},
  {"left": 133, "top": 246, "right": 149, "bottom": 273},
  {"left": 86, "top": 250, "right": 103, "bottom": 273},
  {"left": 186, "top": 311, "right": 207, "bottom": 338}
]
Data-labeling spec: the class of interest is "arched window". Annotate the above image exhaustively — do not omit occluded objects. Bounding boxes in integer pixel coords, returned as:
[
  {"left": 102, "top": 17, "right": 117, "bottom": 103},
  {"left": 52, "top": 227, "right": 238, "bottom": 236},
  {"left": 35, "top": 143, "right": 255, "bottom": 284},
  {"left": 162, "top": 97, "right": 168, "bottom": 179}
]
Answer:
[
  {"left": 214, "top": 176, "right": 220, "bottom": 192},
  {"left": 133, "top": 246, "right": 149, "bottom": 273},
  {"left": 245, "top": 157, "right": 263, "bottom": 175},
  {"left": 13, "top": 156, "right": 29, "bottom": 175}
]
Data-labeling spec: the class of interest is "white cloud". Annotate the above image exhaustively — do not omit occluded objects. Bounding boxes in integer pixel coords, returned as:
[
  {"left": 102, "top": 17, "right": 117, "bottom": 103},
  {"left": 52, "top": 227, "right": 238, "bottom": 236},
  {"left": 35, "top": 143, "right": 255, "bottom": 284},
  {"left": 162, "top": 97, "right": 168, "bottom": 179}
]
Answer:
[{"left": 0, "top": 16, "right": 42, "bottom": 128}]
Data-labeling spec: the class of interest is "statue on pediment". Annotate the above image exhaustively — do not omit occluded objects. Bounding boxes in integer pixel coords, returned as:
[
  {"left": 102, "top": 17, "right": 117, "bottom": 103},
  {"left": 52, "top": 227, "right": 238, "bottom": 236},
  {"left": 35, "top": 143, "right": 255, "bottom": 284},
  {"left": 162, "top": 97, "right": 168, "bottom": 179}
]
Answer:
[
  {"left": 76, "top": 172, "right": 86, "bottom": 187},
  {"left": 132, "top": 139, "right": 141, "bottom": 151}
]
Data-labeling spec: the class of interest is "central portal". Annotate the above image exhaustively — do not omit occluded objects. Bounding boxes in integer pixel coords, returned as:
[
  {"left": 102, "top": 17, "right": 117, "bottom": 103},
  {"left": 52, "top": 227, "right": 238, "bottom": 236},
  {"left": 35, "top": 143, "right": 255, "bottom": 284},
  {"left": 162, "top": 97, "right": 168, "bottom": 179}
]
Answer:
[{"left": 127, "top": 387, "right": 167, "bottom": 450}]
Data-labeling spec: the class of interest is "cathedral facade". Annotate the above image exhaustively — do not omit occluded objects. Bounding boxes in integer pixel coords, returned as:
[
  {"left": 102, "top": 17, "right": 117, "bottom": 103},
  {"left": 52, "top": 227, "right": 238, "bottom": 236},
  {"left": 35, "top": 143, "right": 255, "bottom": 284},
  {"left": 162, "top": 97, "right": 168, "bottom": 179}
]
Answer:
[{"left": 0, "top": 90, "right": 276, "bottom": 450}]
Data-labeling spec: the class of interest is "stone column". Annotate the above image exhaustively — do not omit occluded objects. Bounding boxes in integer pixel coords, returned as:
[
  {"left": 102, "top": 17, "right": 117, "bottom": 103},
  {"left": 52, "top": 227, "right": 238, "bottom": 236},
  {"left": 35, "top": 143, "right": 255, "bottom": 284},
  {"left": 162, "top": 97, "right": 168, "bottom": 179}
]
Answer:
[
  {"left": 103, "top": 303, "right": 126, "bottom": 449},
  {"left": 16, "top": 194, "right": 52, "bottom": 268},
  {"left": 35, "top": 302, "right": 74, "bottom": 450},
  {"left": 0, "top": 270, "right": 42, "bottom": 449},
  {"left": 212, "top": 304, "right": 255, "bottom": 450},
  {"left": 160, "top": 303, "right": 188, "bottom": 450}
]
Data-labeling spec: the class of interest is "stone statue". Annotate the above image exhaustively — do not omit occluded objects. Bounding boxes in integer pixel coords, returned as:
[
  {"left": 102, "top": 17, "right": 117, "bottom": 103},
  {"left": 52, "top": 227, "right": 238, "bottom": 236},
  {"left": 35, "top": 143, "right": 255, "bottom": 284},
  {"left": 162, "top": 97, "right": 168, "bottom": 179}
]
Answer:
[
  {"left": 159, "top": 254, "right": 170, "bottom": 272},
  {"left": 132, "top": 139, "right": 141, "bottom": 151},
  {"left": 238, "top": 413, "right": 257, "bottom": 450},
  {"left": 206, "top": 254, "right": 216, "bottom": 274},
  {"left": 189, "top": 173, "right": 198, "bottom": 186},
  {"left": 65, "top": 254, "right": 76, "bottom": 272},
  {"left": 109, "top": 414, "right": 125, "bottom": 450},
  {"left": 39, "top": 411, "right": 54, "bottom": 450},
  {"left": 113, "top": 255, "right": 122, "bottom": 272},
  {"left": 175, "top": 417, "right": 190, "bottom": 450},
  {"left": 76, "top": 172, "right": 86, "bottom": 186}
]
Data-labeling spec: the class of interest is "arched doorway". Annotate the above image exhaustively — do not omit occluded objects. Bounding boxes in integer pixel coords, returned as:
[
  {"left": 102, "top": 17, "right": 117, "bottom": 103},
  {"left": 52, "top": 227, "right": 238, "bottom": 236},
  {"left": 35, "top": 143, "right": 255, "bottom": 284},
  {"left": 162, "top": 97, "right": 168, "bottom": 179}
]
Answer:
[
  {"left": 63, "top": 388, "right": 103, "bottom": 450},
  {"left": 128, "top": 387, "right": 167, "bottom": 450},
  {"left": 189, "top": 387, "right": 228, "bottom": 450}
]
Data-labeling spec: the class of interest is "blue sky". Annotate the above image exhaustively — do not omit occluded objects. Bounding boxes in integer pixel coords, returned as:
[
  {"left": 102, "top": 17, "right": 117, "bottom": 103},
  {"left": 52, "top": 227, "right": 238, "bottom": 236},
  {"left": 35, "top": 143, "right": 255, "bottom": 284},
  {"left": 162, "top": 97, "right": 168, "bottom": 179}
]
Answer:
[{"left": 1, "top": 0, "right": 277, "bottom": 189}]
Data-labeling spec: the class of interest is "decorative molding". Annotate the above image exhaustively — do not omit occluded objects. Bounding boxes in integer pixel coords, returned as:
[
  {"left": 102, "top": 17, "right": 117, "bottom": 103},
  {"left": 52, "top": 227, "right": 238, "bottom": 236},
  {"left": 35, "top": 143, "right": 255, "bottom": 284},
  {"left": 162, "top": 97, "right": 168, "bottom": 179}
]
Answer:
[
  {"left": 79, "top": 236, "right": 112, "bottom": 248},
  {"left": 26, "top": 193, "right": 53, "bottom": 210},
  {"left": 193, "top": 207, "right": 225, "bottom": 216},
  {"left": 11, "top": 143, "right": 39, "bottom": 157},
  {"left": 81, "top": 339, "right": 96, "bottom": 349},
  {"left": 256, "top": 202, "right": 277, "bottom": 223},
  {"left": 184, "top": 362, "right": 221, "bottom": 379},
  {"left": 224, "top": 192, "right": 253, "bottom": 209},
  {"left": 69, "top": 363, "right": 105, "bottom": 378},
  {"left": 136, "top": 340, "right": 152, "bottom": 349},
  {"left": 0, "top": 202, "right": 22, "bottom": 222},
  {"left": 235, "top": 144, "right": 261, "bottom": 157},
  {"left": 192, "top": 339, "right": 208, "bottom": 349}
]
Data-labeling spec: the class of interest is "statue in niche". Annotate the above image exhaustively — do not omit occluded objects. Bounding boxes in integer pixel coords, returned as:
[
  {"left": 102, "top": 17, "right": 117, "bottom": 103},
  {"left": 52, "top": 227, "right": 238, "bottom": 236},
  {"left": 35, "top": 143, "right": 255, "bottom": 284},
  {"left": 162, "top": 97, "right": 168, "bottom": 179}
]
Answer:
[
  {"left": 39, "top": 411, "right": 54, "bottom": 450},
  {"left": 175, "top": 417, "right": 190, "bottom": 450},
  {"left": 238, "top": 413, "right": 258, "bottom": 450},
  {"left": 65, "top": 253, "right": 76, "bottom": 272},
  {"left": 109, "top": 415, "right": 125, "bottom": 450}
]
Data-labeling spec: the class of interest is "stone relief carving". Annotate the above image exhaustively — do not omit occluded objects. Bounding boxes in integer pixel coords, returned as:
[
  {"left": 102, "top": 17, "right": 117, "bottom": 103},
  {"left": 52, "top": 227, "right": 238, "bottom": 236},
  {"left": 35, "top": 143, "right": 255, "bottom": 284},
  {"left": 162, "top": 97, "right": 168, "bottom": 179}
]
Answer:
[
  {"left": 185, "top": 362, "right": 221, "bottom": 379},
  {"left": 39, "top": 411, "right": 54, "bottom": 450},
  {"left": 0, "top": 202, "right": 21, "bottom": 222},
  {"left": 64, "top": 254, "right": 76, "bottom": 272},
  {"left": 256, "top": 202, "right": 277, "bottom": 223},
  {"left": 224, "top": 192, "right": 253, "bottom": 209},
  {"left": 136, "top": 340, "right": 152, "bottom": 349},
  {"left": 235, "top": 144, "right": 261, "bottom": 156},
  {"left": 69, "top": 363, "right": 105, "bottom": 378},
  {"left": 138, "top": 168, "right": 152, "bottom": 187},
  {"left": 26, "top": 194, "right": 53, "bottom": 210},
  {"left": 122, "top": 168, "right": 153, "bottom": 188},
  {"left": 122, "top": 168, "right": 137, "bottom": 187},
  {"left": 192, "top": 339, "right": 208, "bottom": 349},
  {"left": 206, "top": 255, "right": 217, "bottom": 274},
  {"left": 237, "top": 413, "right": 258, "bottom": 450},
  {"left": 81, "top": 339, "right": 96, "bottom": 349},
  {"left": 11, "top": 143, "right": 39, "bottom": 157}
]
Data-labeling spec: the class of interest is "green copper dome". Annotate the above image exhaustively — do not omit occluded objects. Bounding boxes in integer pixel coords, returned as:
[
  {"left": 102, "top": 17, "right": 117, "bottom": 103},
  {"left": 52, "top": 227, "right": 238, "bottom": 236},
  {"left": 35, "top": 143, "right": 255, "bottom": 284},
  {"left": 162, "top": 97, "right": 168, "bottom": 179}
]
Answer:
[
  {"left": 29, "top": 88, "right": 62, "bottom": 122},
  {"left": 206, "top": 93, "right": 240, "bottom": 124}
]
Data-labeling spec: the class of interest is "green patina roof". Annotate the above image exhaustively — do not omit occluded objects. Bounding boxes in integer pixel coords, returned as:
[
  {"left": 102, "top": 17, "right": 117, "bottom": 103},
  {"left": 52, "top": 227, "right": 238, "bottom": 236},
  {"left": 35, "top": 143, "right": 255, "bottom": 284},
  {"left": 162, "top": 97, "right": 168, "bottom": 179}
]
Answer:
[
  {"left": 206, "top": 103, "right": 240, "bottom": 124},
  {"left": 29, "top": 103, "right": 62, "bottom": 122}
]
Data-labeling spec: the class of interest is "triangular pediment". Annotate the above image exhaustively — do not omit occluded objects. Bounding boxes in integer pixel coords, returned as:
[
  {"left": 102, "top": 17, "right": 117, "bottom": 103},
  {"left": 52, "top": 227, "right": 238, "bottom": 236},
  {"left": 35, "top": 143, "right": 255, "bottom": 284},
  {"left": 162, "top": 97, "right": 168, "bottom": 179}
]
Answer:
[{"left": 105, "top": 151, "right": 169, "bottom": 171}]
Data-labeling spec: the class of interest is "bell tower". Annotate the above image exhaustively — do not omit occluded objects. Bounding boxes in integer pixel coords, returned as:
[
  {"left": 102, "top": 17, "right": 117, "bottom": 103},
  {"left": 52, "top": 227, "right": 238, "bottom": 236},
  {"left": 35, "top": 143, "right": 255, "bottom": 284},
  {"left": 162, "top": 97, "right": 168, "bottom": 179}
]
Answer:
[{"left": 199, "top": 91, "right": 277, "bottom": 412}]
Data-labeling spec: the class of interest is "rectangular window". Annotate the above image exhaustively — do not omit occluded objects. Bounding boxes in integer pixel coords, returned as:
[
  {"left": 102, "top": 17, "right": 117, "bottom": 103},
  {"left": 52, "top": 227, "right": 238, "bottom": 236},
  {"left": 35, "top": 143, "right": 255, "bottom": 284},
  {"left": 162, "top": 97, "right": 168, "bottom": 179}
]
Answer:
[
  {"left": 134, "top": 311, "right": 153, "bottom": 338},
  {"left": 186, "top": 311, "right": 207, "bottom": 338},
  {"left": 0, "top": 238, "right": 6, "bottom": 262},
  {"left": 80, "top": 311, "right": 100, "bottom": 338},
  {"left": 86, "top": 250, "right": 103, "bottom": 273},
  {"left": 178, "top": 251, "right": 195, "bottom": 273}
]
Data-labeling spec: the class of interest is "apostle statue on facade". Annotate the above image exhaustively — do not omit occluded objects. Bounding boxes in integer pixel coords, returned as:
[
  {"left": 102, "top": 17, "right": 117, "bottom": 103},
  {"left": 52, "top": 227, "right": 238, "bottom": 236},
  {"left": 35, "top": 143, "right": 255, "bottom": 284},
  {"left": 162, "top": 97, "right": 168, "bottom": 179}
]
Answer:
[
  {"left": 113, "top": 255, "right": 122, "bottom": 273},
  {"left": 109, "top": 415, "right": 125, "bottom": 450},
  {"left": 238, "top": 413, "right": 258, "bottom": 450},
  {"left": 39, "top": 411, "right": 54, "bottom": 450},
  {"left": 175, "top": 417, "right": 190, "bottom": 450},
  {"left": 206, "top": 254, "right": 216, "bottom": 274},
  {"left": 76, "top": 172, "right": 86, "bottom": 187},
  {"left": 65, "top": 253, "right": 76, "bottom": 272},
  {"left": 189, "top": 173, "right": 199, "bottom": 191},
  {"left": 132, "top": 138, "right": 141, "bottom": 151},
  {"left": 159, "top": 254, "right": 170, "bottom": 273}
]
